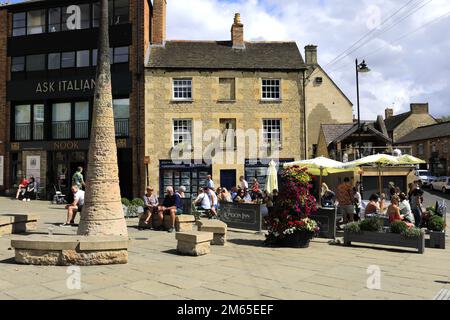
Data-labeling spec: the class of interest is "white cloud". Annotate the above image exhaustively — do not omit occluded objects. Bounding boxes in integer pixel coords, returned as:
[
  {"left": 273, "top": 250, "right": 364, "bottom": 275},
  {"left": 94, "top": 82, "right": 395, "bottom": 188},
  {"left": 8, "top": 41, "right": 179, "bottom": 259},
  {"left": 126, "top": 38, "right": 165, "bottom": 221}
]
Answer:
[{"left": 166, "top": 0, "right": 450, "bottom": 119}]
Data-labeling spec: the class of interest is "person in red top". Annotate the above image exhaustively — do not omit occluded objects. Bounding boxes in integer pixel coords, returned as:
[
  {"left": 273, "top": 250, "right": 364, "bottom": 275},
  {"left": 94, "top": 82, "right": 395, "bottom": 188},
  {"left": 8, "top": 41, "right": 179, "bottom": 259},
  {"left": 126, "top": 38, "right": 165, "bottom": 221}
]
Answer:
[
  {"left": 336, "top": 177, "right": 355, "bottom": 224},
  {"left": 15, "top": 177, "right": 29, "bottom": 200},
  {"left": 387, "top": 195, "right": 414, "bottom": 228}
]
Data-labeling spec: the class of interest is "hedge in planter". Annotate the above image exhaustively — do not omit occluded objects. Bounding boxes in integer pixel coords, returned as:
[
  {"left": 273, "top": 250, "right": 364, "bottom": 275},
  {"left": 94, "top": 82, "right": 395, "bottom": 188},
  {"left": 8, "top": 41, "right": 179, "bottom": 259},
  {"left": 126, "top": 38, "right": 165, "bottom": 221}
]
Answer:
[
  {"left": 428, "top": 215, "right": 446, "bottom": 249},
  {"left": 344, "top": 221, "right": 425, "bottom": 254}
]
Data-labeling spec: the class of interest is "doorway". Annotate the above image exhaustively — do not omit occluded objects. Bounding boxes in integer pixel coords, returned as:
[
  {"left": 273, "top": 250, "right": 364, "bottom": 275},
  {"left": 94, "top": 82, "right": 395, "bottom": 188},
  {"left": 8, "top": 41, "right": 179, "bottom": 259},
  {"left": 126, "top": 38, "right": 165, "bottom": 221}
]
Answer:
[{"left": 220, "top": 170, "right": 237, "bottom": 191}]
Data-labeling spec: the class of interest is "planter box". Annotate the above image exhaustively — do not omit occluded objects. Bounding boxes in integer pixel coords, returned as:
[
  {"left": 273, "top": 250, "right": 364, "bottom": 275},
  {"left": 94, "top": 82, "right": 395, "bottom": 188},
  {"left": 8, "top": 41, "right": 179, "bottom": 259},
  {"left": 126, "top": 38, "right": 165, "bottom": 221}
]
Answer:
[
  {"left": 429, "top": 231, "right": 446, "bottom": 249},
  {"left": 344, "top": 230, "right": 425, "bottom": 254}
]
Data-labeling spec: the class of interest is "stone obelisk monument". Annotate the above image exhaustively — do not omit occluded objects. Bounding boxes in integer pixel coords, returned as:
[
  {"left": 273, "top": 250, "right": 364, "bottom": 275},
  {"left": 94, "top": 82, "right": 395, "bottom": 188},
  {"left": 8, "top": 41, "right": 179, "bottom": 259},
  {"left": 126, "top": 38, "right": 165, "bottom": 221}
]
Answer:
[{"left": 78, "top": 0, "right": 128, "bottom": 237}]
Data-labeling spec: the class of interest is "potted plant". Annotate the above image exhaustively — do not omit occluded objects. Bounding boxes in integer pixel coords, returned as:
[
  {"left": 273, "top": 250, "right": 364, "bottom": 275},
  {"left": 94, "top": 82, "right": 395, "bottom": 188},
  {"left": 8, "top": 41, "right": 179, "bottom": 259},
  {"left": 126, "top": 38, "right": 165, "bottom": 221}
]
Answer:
[
  {"left": 265, "top": 166, "right": 319, "bottom": 248},
  {"left": 121, "top": 198, "right": 130, "bottom": 218},
  {"left": 127, "top": 198, "right": 145, "bottom": 218},
  {"left": 428, "top": 215, "right": 446, "bottom": 249}
]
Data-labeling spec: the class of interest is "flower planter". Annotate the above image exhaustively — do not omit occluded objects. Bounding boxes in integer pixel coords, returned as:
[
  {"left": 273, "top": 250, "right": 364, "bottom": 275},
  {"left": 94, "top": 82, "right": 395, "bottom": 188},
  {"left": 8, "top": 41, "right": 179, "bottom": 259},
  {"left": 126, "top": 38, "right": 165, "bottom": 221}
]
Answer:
[
  {"left": 344, "top": 230, "right": 425, "bottom": 254},
  {"left": 428, "top": 231, "right": 446, "bottom": 249},
  {"left": 278, "top": 231, "right": 314, "bottom": 248}
]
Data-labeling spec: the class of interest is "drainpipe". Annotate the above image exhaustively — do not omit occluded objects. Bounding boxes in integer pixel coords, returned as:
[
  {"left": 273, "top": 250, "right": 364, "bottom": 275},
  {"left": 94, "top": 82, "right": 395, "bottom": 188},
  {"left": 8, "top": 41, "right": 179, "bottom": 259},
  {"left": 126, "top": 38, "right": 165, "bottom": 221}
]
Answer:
[
  {"left": 302, "top": 70, "right": 307, "bottom": 160},
  {"left": 135, "top": 0, "right": 143, "bottom": 196}
]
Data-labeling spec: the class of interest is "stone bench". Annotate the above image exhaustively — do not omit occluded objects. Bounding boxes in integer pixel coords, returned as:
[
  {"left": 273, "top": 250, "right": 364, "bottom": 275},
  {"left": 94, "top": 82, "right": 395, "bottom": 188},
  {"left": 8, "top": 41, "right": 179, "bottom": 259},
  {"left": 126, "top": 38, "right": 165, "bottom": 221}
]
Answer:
[
  {"left": 176, "top": 231, "right": 213, "bottom": 256},
  {"left": 11, "top": 234, "right": 129, "bottom": 266},
  {"left": 139, "top": 214, "right": 195, "bottom": 232},
  {"left": 0, "top": 213, "right": 38, "bottom": 236},
  {"left": 197, "top": 220, "right": 228, "bottom": 246}
]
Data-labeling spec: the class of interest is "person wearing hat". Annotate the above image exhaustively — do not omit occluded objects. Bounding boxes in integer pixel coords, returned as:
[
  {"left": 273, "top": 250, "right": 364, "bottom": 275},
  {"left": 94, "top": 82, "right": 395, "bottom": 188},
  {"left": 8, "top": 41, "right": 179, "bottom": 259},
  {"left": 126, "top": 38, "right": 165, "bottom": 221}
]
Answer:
[{"left": 143, "top": 187, "right": 161, "bottom": 226}]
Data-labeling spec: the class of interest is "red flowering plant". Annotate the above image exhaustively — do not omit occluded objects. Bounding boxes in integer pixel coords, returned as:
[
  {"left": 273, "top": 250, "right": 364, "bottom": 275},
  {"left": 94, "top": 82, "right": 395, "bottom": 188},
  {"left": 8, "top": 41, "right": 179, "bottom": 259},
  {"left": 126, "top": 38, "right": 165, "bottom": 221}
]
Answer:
[{"left": 265, "top": 166, "right": 319, "bottom": 243}]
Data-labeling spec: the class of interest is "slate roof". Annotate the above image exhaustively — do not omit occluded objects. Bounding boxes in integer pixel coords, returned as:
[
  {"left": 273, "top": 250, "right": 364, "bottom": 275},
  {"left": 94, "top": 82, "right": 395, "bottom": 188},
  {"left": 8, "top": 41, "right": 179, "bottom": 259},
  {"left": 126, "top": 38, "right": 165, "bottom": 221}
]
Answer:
[
  {"left": 397, "top": 121, "right": 450, "bottom": 143},
  {"left": 147, "top": 41, "right": 306, "bottom": 71},
  {"left": 321, "top": 124, "right": 354, "bottom": 146},
  {"left": 384, "top": 112, "right": 412, "bottom": 132}
]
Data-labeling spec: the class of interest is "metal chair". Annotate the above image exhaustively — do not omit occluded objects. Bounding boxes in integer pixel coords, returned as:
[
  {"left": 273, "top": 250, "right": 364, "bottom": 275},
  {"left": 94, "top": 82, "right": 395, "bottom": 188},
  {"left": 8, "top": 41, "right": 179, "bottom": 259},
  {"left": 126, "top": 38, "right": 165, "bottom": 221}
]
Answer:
[{"left": 53, "top": 184, "right": 67, "bottom": 204}]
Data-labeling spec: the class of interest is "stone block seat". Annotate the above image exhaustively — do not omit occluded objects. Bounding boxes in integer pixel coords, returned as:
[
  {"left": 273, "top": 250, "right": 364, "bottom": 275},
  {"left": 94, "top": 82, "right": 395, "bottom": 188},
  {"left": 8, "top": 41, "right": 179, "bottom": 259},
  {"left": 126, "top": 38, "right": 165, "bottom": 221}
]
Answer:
[
  {"left": 139, "top": 213, "right": 196, "bottom": 232},
  {"left": 0, "top": 213, "right": 38, "bottom": 236},
  {"left": 176, "top": 231, "right": 213, "bottom": 256},
  {"left": 197, "top": 220, "right": 228, "bottom": 245},
  {"left": 11, "top": 234, "right": 129, "bottom": 266}
]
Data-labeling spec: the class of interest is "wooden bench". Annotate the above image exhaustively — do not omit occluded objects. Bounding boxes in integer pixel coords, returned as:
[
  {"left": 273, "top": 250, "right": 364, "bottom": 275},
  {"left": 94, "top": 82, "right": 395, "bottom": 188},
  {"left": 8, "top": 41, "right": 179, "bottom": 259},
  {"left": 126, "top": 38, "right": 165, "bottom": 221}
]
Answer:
[
  {"left": 176, "top": 231, "right": 213, "bottom": 256},
  {"left": 197, "top": 220, "right": 228, "bottom": 245},
  {"left": 0, "top": 213, "right": 38, "bottom": 236}
]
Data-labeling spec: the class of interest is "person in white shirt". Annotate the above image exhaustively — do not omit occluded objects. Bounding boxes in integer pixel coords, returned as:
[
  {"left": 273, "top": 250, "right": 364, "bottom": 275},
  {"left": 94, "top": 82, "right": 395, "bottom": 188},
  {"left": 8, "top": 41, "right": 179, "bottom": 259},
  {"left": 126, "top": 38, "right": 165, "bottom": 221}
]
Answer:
[
  {"left": 195, "top": 188, "right": 211, "bottom": 210},
  {"left": 239, "top": 176, "right": 249, "bottom": 190},
  {"left": 62, "top": 185, "right": 85, "bottom": 227},
  {"left": 206, "top": 176, "right": 215, "bottom": 189}
]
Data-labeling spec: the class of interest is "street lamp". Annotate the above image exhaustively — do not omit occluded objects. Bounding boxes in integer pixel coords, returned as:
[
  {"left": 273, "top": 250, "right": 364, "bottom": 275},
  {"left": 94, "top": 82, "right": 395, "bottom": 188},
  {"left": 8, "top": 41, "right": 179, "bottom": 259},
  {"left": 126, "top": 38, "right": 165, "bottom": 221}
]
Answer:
[{"left": 356, "top": 59, "right": 371, "bottom": 159}]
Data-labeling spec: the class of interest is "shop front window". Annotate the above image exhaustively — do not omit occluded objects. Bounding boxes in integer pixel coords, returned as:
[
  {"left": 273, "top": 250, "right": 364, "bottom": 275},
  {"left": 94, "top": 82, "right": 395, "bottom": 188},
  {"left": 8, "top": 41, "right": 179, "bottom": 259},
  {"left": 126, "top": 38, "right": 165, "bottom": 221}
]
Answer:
[
  {"left": 61, "top": 52, "right": 76, "bottom": 68},
  {"left": 75, "top": 102, "right": 90, "bottom": 139},
  {"left": 113, "top": 99, "right": 129, "bottom": 137},
  {"left": 13, "top": 12, "right": 26, "bottom": 37},
  {"left": 52, "top": 103, "right": 71, "bottom": 140},
  {"left": 15, "top": 105, "right": 31, "bottom": 141},
  {"left": 48, "top": 53, "right": 61, "bottom": 70},
  {"left": 48, "top": 8, "right": 62, "bottom": 33},
  {"left": 26, "top": 54, "right": 46, "bottom": 72},
  {"left": 161, "top": 167, "right": 210, "bottom": 199}
]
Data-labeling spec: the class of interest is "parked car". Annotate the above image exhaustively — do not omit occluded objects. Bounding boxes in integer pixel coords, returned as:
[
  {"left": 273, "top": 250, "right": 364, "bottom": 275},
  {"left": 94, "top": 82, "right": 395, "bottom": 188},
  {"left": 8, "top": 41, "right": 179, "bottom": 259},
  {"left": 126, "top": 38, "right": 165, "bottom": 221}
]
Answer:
[
  {"left": 415, "top": 170, "right": 437, "bottom": 187},
  {"left": 430, "top": 177, "right": 450, "bottom": 194}
]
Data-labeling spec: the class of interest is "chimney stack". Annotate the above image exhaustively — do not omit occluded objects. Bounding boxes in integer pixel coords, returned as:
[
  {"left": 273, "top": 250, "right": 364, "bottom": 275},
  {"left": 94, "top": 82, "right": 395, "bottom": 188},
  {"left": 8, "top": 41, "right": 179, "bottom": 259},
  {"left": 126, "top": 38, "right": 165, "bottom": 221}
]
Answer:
[
  {"left": 385, "top": 108, "right": 394, "bottom": 119},
  {"left": 231, "top": 13, "right": 245, "bottom": 49},
  {"left": 410, "top": 103, "right": 429, "bottom": 114},
  {"left": 151, "top": 0, "right": 167, "bottom": 46},
  {"left": 305, "top": 45, "right": 318, "bottom": 65}
]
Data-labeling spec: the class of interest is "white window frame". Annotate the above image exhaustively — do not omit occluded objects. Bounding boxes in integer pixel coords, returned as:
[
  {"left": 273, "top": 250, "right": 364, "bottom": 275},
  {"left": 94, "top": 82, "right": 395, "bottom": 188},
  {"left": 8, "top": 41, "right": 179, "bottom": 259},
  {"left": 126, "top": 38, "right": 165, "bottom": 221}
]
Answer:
[
  {"left": 173, "top": 119, "right": 193, "bottom": 148},
  {"left": 172, "top": 78, "right": 193, "bottom": 101},
  {"left": 262, "top": 119, "right": 282, "bottom": 147},
  {"left": 261, "top": 79, "right": 281, "bottom": 101}
]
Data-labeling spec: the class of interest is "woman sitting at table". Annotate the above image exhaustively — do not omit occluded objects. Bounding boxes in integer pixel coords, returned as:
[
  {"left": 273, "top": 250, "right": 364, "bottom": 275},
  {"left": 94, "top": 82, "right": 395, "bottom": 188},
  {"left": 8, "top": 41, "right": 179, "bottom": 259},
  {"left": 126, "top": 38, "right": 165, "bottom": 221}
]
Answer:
[
  {"left": 320, "top": 183, "right": 335, "bottom": 208},
  {"left": 379, "top": 193, "right": 387, "bottom": 213},
  {"left": 398, "top": 193, "right": 415, "bottom": 225},
  {"left": 387, "top": 195, "right": 414, "bottom": 228},
  {"left": 364, "top": 194, "right": 381, "bottom": 216}
]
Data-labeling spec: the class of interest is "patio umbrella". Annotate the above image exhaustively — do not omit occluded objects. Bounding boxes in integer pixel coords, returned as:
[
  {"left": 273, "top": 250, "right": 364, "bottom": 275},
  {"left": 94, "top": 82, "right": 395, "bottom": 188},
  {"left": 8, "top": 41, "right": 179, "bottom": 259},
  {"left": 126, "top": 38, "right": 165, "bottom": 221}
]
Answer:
[
  {"left": 265, "top": 160, "right": 279, "bottom": 194},
  {"left": 396, "top": 154, "right": 426, "bottom": 165},
  {"left": 343, "top": 154, "right": 400, "bottom": 195},
  {"left": 284, "top": 157, "right": 358, "bottom": 192}
]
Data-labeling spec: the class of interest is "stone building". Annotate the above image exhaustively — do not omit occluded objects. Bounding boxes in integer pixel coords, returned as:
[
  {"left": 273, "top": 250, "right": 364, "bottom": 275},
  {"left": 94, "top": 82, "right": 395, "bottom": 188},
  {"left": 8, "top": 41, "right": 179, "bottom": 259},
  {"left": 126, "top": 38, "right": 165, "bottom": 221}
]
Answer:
[
  {"left": 316, "top": 116, "right": 392, "bottom": 162},
  {"left": 0, "top": 0, "right": 151, "bottom": 198},
  {"left": 144, "top": 4, "right": 307, "bottom": 196},
  {"left": 397, "top": 121, "right": 450, "bottom": 176},
  {"left": 304, "top": 45, "right": 353, "bottom": 158},
  {"left": 384, "top": 103, "right": 437, "bottom": 144}
]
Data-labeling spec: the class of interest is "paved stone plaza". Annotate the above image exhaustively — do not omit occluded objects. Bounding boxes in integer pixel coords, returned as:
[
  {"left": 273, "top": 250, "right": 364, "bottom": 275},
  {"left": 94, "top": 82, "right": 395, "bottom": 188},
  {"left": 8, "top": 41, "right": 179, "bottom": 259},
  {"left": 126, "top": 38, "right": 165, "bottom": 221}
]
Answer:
[{"left": 0, "top": 193, "right": 449, "bottom": 300}]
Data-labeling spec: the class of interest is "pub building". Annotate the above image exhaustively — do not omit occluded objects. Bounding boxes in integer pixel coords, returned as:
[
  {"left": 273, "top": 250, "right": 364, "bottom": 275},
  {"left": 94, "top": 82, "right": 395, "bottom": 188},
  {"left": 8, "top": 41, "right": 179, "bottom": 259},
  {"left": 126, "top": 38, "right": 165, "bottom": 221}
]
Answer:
[{"left": 0, "top": 0, "right": 152, "bottom": 199}]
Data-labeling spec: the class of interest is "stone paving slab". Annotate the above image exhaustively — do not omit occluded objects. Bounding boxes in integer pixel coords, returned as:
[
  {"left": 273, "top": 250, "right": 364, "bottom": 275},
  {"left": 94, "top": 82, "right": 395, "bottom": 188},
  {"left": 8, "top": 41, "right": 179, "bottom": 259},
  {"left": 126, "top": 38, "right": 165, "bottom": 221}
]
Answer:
[{"left": 0, "top": 196, "right": 449, "bottom": 300}]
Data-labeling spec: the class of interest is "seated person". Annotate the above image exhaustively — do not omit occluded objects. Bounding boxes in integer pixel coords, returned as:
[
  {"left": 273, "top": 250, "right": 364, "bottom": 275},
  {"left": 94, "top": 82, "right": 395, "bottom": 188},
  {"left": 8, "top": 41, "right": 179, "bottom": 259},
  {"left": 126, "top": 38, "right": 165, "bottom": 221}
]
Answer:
[
  {"left": 387, "top": 195, "right": 414, "bottom": 228},
  {"left": 220, "top": 188, "right": 233, "bottom": 203},
  {"left": 398, "top": 193, "right": 415, "bottom": 225},
  {"left": 23, "top": 177, "right": 36, "bottom": 202},
  {"left": 243, "top": 190, "right": 253, "bottom": 203},
  {"left": 364, "top": 194, "right": 381, "bottom": 216},
  {"left": 16, "top": 177, "right": 29, "bottom": 200},
  {"left": 61, "top": 185, "right": 85, "bottom": 227},
  {"left": 379, "top": 193, "right": 387, "bottom": 213},
  {"left": 320, "top": 183, "right": 335, "bottom": 207},
  {"left": 143, "top": 187, "right": 161, "bottom": 226},
  {"left": 195, "top": 187, "right": 212, "bottom": 211},
  {"left": 158, "top": 186, "right": 183, "bottom": 233},
  {"left": 234, "top": 189, "right": 245, "bottom": 203}
]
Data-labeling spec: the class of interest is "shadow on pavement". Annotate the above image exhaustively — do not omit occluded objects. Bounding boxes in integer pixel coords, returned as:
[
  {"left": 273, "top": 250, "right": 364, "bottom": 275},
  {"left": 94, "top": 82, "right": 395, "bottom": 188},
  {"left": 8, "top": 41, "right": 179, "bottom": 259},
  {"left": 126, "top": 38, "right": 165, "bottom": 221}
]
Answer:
[
  {"left": 227, "top": 239, "right": 265, "bottom": 247},
  {"left": 0, "top": 257, "right": 16, "bottom": 265}
]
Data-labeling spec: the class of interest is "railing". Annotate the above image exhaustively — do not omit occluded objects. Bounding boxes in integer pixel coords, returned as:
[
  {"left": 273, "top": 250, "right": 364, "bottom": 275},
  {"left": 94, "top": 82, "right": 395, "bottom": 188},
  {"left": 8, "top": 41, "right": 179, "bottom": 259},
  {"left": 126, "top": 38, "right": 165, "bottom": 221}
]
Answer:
[
  {"left": 15, "top": 123, "right": 30, "bottom": 141},
  {"left": 75, "top": 120, "right": 89, "bottom": 139},
  {"left": 334, "top": 146, "right": 414, "bottom": 163},
  {"left": 33, "top": 122, "right": 44, "bottom": 140},
  {"left": 52, "top": 121, "right": 71, "bottom": 140},
  {"left": 115, "top": 118, "right": 129, "bottom": 137}
]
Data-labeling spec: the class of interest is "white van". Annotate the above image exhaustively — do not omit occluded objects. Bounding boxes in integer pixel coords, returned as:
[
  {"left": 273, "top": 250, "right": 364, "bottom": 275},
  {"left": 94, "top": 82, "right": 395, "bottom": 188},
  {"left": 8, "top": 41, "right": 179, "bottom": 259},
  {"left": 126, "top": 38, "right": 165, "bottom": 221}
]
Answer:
[{"left": 415, "top": 170, "right": 436, "bottom": 187}]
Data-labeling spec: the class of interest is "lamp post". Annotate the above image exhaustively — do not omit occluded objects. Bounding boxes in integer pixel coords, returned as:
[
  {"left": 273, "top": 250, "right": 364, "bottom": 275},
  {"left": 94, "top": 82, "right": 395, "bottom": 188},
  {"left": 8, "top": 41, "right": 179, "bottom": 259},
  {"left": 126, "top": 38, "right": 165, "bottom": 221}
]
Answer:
[{"left": 355, "top": 59, "right": 371, "bottom": 159}]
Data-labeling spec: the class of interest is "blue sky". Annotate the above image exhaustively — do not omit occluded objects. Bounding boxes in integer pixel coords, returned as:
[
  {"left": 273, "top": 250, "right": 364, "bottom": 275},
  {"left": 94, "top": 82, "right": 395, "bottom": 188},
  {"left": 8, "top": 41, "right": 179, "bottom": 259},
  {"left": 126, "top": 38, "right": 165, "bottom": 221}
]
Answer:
[{"left": 8, "top": 0, "right": 450, "bottom": 119}]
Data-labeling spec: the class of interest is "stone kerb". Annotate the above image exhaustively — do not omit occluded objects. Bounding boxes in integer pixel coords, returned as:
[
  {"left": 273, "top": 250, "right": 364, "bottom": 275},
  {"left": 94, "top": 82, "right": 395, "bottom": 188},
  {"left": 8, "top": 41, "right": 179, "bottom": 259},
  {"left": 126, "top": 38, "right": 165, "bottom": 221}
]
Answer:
[
  {"left": 176, "top": 231, "right": 213, "bottom": 256},
  {"left": 197, "top": 220, "right": 228, "bottom": 246},
  {"left": 11, "top": 235, "right": 129, "bottom": 266}
]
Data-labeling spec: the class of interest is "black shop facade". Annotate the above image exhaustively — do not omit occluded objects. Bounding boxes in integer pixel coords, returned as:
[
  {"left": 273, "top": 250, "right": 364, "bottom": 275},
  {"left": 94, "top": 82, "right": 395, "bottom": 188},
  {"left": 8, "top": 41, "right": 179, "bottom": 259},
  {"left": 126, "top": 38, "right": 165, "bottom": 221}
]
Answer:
[{"left": 7, "top": 72, "right": 134, "bottom": 199}]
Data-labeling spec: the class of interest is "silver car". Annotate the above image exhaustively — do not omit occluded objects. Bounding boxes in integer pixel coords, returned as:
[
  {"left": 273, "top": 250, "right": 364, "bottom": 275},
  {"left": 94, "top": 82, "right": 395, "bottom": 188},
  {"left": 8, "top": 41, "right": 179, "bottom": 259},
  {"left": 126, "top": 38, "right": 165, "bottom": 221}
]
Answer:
[{"left": 430, "top": 177, "right": 450, "bottom": 194}]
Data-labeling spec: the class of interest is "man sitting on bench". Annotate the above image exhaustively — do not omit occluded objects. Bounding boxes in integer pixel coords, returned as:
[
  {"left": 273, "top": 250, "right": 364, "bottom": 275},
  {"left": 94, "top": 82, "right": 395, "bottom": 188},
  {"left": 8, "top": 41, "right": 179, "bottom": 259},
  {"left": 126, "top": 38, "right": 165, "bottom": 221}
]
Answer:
[
  {"left": 61, "top": 185, "right": 85, "bottom": 227},
  {"left": 158, "top": 186, "right": 183, "bottom": 233}
]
